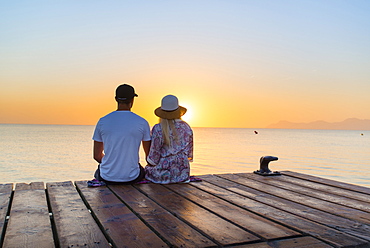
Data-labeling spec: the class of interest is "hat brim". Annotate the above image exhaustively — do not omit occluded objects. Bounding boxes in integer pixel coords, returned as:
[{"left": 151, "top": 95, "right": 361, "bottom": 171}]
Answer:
[{"left": 155, "top": 106, "right": 187, "bottom": 119}]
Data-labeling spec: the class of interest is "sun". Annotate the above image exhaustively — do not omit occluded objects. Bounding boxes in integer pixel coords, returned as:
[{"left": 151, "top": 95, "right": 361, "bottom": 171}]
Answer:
[{"left": 181, "top": 103, "right": 193, "bottom": 124}]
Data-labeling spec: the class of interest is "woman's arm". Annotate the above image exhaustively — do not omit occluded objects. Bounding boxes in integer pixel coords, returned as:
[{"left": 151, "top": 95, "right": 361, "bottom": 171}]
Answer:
[{"left": 146, "top": 125, "right": 163, "bottom": 166}]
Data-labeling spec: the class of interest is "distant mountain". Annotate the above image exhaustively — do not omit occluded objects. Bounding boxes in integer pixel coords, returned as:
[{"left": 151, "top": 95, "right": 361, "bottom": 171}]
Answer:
[{"left": 267, "top": 118, "right": 370, "bottom": 130}]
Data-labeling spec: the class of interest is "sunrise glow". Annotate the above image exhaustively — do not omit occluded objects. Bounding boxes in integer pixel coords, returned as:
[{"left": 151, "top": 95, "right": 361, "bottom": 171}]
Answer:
[
  {"left": 181, "top": 103, "right": 193, "bottom": 124},
  {"left": 1, "top": 1, "right": 370, "bottom": 128}
]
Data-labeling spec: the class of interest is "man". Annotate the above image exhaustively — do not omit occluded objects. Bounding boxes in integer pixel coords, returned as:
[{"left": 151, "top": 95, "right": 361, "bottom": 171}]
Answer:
[{"left": 92, "top": 84, "right": 151, "bottom": 184}]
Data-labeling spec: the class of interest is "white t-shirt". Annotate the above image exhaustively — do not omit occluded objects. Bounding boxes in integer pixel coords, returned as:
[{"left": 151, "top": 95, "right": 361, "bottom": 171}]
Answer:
[{"left": 92, "top": 111, "right": 151, "bottom": 182}]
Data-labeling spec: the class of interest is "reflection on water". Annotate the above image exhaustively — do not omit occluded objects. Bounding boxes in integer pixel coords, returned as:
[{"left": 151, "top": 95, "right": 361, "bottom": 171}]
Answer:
[
  {"left": 1, "top": 124, "right": 369, "bottom": 187},
  {"left": 191, "top": 128, "right": 370, "bottom": 187}
]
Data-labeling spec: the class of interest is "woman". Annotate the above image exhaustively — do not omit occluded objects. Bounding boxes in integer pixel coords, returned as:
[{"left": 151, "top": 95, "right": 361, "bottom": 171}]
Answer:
[{"left": 145, "top": 95, "right": 193, "bottom": 184}]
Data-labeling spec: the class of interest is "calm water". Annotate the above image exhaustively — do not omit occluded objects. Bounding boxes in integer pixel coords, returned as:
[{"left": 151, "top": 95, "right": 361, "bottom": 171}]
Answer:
[{"left": 0, "top": 124, "right": 369, "bottom": 187}]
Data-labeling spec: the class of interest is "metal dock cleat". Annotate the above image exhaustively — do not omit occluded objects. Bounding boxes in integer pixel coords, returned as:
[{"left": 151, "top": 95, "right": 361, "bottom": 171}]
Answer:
[{"left": 254, "top": 156, "right": 281, "bottom": 176}]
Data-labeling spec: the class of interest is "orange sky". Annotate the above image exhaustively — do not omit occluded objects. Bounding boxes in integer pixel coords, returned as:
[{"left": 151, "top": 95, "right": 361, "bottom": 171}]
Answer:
[{"left": 1, "top": 1, "right": 370, "bottom": 128}]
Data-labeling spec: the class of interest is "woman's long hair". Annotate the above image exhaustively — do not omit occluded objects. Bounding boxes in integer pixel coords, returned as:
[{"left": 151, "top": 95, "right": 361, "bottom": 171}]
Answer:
[{"left": 160, "top": 118, "right": 180, "bottom": 147}]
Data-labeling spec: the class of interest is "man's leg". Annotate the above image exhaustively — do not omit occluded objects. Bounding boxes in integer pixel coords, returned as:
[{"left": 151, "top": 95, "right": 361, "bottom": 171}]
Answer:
[
  {"left": 94, "top": 165, "right": 104, "bottom": 181},
  {"left": 130, "top": 164, "right": 146, "bottom": 184},
  {"left": 104, "top": 164, "right": 145, "bottom": 185}
]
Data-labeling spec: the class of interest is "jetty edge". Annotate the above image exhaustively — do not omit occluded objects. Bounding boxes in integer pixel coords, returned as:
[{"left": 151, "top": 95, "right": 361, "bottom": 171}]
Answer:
[{"left": 0, "top": 171, "right": 370, "bottom": 247}]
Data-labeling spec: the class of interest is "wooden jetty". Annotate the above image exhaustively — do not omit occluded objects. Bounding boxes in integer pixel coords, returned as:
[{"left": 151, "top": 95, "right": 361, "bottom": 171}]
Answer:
[{"left": 1, "top": 171, "right": 370, "bottom": 247}]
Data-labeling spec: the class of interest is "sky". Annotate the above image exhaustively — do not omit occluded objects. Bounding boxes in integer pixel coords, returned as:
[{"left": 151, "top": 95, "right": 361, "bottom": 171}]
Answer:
[{"left": 1, "top": 0, "right": 370, "bottom": 128}]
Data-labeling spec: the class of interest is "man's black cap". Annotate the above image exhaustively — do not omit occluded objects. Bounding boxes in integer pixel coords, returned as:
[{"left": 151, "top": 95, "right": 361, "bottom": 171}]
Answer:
[{"left": 115, "top": 84, "right": 138, "bottom": 100}]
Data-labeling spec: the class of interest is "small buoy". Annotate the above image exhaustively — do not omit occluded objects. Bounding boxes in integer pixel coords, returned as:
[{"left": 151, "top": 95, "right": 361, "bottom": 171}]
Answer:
[{"left": 254, "top": 131, "right": 258, "bottom": 134}]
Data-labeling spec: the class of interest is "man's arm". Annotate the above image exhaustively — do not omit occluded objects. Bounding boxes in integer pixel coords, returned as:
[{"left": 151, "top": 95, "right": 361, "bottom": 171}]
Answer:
[
  {"left": 142, "top": 140, "right": 155, "bottom": 166},
  {"left": 93, "top": 141, "right": 104, "bottom": 163},
  {"left": 142, "top": 140, "right": 151, "bottom": 158}
]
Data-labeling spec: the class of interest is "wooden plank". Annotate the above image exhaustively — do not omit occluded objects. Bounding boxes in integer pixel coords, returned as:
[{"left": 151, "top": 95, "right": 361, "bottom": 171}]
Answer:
[
  {"left": 234, "top": 242, "right": 271, "bottom": 248},
  {"left": 266, "top": 236, "right": 334, "bottom": 248},
  {"left": 218, "top": 173, "right": 370, "bottom": 225},
  {"left": 234, "top": 236, "right": 333, "bottom": 247},
  {"left": 200, "top": 175, "right": 370, "bottom": 241},
  {"left": 134, "top": 183, "right": 261, "bottom": 246},
  {"left": 282, "top": 171, "right": 370, "bottom": 195},
  {"left": 240, "top": 173, "right": 370, "bottom": 213},
  {"left": 75, "top": 181, "right": 168, "bottom": 248},
  {"left": 109, "top": 184, "right": 217, "bottom": 247},
  {"left": 195, "top": 175, "right": 368, "bottom": 247},
  {"left": 2, "top": 182, "right": 54, "bottom": 248},
  {"left": 164, "top": 183, "right": 300, "bottom": 240},
  {"left": 47, "top": 181, "right": 110, "bottom": 247},
  {"left": 256, "top": 172, "right": 370, "bottom": 204},
  {"left": 14, "top": 182, "right": 45, "bottom": 190},
  {"left": 0, "top": 184, "right": 13, "bottom": 245}
]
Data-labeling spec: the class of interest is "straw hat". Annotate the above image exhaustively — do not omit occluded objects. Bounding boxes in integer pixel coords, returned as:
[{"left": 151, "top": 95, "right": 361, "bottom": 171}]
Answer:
[{"left": 154, "top": 95, "right": 187, "bottom": 119}]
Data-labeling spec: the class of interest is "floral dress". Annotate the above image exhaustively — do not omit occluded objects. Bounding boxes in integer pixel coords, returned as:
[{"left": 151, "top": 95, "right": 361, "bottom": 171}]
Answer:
[{"left": 145, "top": 119, "right": 193, "bottom": 184}]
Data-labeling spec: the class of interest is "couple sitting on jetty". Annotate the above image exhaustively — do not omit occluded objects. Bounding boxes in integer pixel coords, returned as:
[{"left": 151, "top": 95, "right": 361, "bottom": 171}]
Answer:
[{"left": 89, "top": 84, "right": 195, "bottom": 187}]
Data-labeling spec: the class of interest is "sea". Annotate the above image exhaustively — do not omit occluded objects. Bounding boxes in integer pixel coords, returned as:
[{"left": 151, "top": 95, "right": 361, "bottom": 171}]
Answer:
[{"left": 0, "top": 124, "right": 369, "bottom": 187}]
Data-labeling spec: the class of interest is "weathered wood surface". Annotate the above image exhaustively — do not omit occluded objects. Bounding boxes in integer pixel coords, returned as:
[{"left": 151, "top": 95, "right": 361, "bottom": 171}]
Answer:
[
  {"left": 75, "top": 181, "right": 168, "bottom": 248},
  {"left": 2, "top": 182, "right": 54, "bottom": 248},
  {"left": 0, "top": 184, "right": 13, "bottom": 247},
  {"left": 1, "top": 171, "right": 370, "bottom": 247},
  {"left": 47, "top": 181, "right": 110, "bottom": 247}
]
